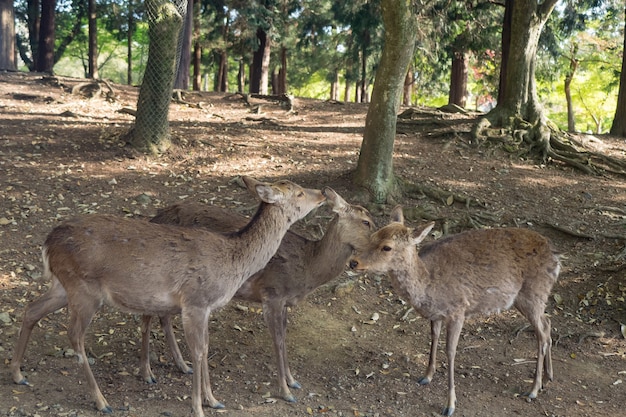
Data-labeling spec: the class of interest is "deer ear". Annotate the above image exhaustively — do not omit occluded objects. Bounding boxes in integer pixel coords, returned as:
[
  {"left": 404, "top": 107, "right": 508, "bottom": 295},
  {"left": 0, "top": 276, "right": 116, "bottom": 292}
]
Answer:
[
  {"left": 390, "top": 205, "right": 404, "bottom": 224},
  {"left": 411, "top": 222, "right": 435, "bottom": 245},
  {"left": 323, "top": 187, "right": 348, "bottom": 213},
  {"left": 255, "top": 183, "right": 283, "bottom": 204}
]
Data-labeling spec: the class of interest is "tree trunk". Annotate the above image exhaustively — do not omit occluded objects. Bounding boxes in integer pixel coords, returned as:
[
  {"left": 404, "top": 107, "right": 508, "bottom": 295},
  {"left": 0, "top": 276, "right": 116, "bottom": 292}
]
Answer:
[
  {"left": 215, "top": 50, "right": 228, "bottom": 92},
  {"left": 27, "top": 0, "right": 40, "bottom": 71},
  {"left": 127, "top": 1, "right": 134, "bottom": 85},
  {"left": 238, "top": 59, "right": 245, "bottom": 93},
  {"left": 129, "top": 0, "right": 183, "bottom": 154},
  {"left": 403, "top": 64, "right": 414, "bottom": 106},
  {"left": 610, "top": 7, "right": 626, "bottom": 137},
  {"left": 250, "top": 27, "right": 270, "bottom": 94},
  {"left": 449, "top": 49, "right": 468, "bottom": 108},
  {"left": 480, "top": 0, "right": 558, "bottom": 140},
  {"left": 36, "top": 0, "right": 55, "bottom": 73},
  {"left": 353, "top": 0, "right": 418, "bottom": 203},
  {"left": 277, "top": 46, "right": 287, "bottom": 95},
  {"left": 174, "top": 0, "right": 192, "bottom": 90},
  {"left": 497, "top": 0, "right": 512, "bottom": 105},
  {"left": 192, "top": 0, "right": 201, "bottom": 90},
  {"left": 88, "top": 0, "right": 98, "bottom": 78},
  {"left": 564, "top": 54, "right": 578, "bottom": 133},
  {"left": 0, "top": 0, "right": 16, "bottom": 71},
  {"left": 330, "top": 70, "right": 339, "bottom": 101},
  {"left": 360, "top": 39, "right": 368, "bottom": 103}
]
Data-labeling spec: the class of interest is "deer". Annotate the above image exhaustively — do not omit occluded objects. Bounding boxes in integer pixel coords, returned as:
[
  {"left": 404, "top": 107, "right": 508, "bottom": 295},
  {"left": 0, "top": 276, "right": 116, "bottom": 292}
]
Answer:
[
  {"left": 10, "top": 176, "right": 326, "bottom": 417},
  {"left": 348, "top": 206, "right": 560, "bottom": 416},
  {"left": 144, "top": 187, "right": 375, "bottom": 402}
]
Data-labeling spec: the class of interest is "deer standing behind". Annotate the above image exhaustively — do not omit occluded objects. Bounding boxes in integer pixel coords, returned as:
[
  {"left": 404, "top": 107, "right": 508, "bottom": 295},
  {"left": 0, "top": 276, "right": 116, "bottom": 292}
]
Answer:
[
  {"left": 10, "top": 177, "right": 325, "bottom": 417},
  {"left": 146, "top": 187, "right": 375, "bottom": 402},
  {"left": 349, "top": 206, "right": 560, "bottom": 416}
]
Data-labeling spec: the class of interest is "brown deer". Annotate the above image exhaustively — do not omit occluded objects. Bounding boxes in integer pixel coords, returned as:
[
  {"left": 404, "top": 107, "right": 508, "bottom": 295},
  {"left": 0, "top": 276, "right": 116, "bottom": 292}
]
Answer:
[
  {"left": 145, "top": 187, "right": 375, "bottom": 402},
  {"left": 10, "top": 177, "right": 325, "bottom": 417},
  {"left": 349, "top": 206, "right": 560, "bottom": 416}
]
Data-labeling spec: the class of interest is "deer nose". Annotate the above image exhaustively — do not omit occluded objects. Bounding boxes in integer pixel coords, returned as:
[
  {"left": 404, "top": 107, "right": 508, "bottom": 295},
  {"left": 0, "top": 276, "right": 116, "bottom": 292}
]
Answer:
[{"left": 349, "top": 260, "right": 358, "bottom": 269}]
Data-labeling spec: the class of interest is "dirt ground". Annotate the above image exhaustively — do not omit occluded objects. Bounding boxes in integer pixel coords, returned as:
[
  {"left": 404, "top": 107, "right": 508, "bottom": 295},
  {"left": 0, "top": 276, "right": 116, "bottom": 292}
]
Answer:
[{"left": 0, "top": 71, "right": 625, "bottom": 417}]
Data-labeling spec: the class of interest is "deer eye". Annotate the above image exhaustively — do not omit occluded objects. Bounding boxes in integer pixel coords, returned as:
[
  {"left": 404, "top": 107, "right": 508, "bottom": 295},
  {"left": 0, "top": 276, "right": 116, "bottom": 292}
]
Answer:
[
  {"left": 382, "top": 246, "right": 392, "bottom": 252},
  {"left": 362, "top": 220, "right": 370, "bottom": 226},
  {"left": 297, "top": 191, "right": 304, "bottom": 197}
]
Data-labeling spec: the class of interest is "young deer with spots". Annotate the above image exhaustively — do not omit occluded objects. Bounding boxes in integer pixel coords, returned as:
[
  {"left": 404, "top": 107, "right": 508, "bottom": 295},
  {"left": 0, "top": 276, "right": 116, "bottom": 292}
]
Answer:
[
  {"left": 10, "top": 177, "right": 325, "bottom": 417},
  {"left": 349, "top": 206, "right": 560, "bottom": 416},
  {"left": 146, "top": 187, "right": 375, "bottom": 402}
]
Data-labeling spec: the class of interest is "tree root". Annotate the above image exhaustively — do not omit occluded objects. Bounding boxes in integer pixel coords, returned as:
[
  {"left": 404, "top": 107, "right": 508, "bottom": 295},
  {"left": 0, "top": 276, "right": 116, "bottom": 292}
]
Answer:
[{"left": 472, "top": 114, "right": 626, "bottom": 178}]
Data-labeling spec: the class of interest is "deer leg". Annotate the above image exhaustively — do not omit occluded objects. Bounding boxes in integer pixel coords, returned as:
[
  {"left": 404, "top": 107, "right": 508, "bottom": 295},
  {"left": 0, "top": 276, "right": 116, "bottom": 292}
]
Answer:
[
  {"left": 140, "top": 315, "right": 158, "bottom": 384},
  {"left": 11, "top": 277, "right": 68, "bottom": 385},
  {"left": 442, "top": 317, "right": 464, "bottom": 417},
  {"left": 264, "top": 299, "right": 298, "bottom": 402},
  {"left": 419, "top": 319, "right": 442, "bottom": 385},
  {"left": 67, "top": 299, "right": 111, "bottom": 414},
  {"left": 182, "top": 307, "right": 223, "bottom": 417},
  {"left": 160, "top": 314, "right": 193, "bottom": 375},
  {"left": 516, "top": 299, "right": 552, "bottom": 399}
]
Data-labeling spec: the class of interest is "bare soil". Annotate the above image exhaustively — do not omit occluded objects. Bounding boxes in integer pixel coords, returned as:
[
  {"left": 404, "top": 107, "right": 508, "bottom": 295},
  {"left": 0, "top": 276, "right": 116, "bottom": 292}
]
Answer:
[{"left": 1, "top": 71, "right": 625, "bottom": 417}]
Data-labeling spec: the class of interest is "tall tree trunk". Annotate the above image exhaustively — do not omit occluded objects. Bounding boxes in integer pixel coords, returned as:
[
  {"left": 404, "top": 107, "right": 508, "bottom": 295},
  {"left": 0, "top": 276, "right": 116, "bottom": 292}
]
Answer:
[
  {"left": 449, "top": 49, "right": 468, "bottom": 108},
  {"left": 360, "top": 38, "right": 368, "bottom": 103},
  {"left": 36, "top": 0, "right": 55, "bottom": 73},
  {"left": 344, "top": 79, "right": 351, "bottom": 103},
  {"left": 330, "top": 70, "right": 339, "bottom": 101},
  {"left": 0, "top": 0, "right": 16, "bottom": 71},
  {"left": 129, "top": 0, "right": 183, "bottom": 154},
  {"left": 353, "top": 0, "right": 418, "bottom": 203},
  {"left": 174, "top": 0, "right": 192, "bottom": 90},
  {"left": 610, "top": 7, "right": 626, "bottom": 137},
  {"left": 88, "top": 0, "right": 98, "bottom": 78}
]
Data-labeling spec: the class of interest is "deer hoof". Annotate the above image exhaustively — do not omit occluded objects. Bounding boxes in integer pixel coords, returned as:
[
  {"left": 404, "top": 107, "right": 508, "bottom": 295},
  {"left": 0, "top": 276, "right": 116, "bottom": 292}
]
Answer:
[
  {"left": 441, "top": 406, "right": 455, "bottom": 416},
  {"left": 417, "top": 376, "right": 431, "bottom": 385},
  {"left": 283, "top": 393, "right": 297, "bottom": 403},
  {"left": 288, "top": 380, "right": 302, "bottom": 389},
  {"left": 15, "top": 378, "right": 31, "bottom": 386},
  {"left": 210, "top": 401, "right": 225, "bottom": 409},
  {"left": 99, "top": 405, "right": 114, "bottom": 414}
]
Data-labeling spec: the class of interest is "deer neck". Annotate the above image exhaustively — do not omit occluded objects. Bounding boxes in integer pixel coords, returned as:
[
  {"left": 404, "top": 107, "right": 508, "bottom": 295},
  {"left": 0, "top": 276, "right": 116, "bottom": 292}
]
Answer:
[
  {"left": 306, "top": 216, "right": 352, "bottom": 286},
  {"left": 388, "top": 247, "right": 428, "bottom": 305},
  {"left": 232, "top": 202, "right": 291, "bottom": 279}
]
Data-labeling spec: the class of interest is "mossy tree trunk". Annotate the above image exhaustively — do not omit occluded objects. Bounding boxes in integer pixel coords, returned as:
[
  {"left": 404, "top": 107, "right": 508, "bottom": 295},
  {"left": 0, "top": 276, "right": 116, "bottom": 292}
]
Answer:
[
  {"left": 353, "top": 0, "right": 418, "bottom": 203},
  {"left": 129, "top": 0, "right": 183, "bottom": 154}
]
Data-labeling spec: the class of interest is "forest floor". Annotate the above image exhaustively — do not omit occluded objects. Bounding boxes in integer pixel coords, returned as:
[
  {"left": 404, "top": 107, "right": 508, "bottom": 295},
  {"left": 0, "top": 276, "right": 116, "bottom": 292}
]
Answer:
[{"left": 0, "top": 71, "right": 625, "bottom": 417}]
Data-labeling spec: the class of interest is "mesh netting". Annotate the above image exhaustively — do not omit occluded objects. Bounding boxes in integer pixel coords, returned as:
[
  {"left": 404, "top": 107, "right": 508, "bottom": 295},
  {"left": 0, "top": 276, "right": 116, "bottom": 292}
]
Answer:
[{"left": 131, "top": 0, "right": 187, "bottom": 152}]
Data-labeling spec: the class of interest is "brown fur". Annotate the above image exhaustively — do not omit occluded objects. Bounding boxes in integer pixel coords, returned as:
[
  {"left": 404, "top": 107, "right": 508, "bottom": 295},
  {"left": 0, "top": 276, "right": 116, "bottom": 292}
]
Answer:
[
  {"left": 146, "top": 187, "right": 375, "bottom": 402},
  {"left": 349, "top": 206, "right": 560, "bottom": 416},
  {"left": 10, "top": 177, "right": 325, "bottom": 417}
]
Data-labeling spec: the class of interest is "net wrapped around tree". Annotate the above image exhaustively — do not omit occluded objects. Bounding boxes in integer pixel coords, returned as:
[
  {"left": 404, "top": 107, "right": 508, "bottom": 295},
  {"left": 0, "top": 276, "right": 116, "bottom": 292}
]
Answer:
[{"left": 129, "top": 0, "right": 186, "bottom": 154}]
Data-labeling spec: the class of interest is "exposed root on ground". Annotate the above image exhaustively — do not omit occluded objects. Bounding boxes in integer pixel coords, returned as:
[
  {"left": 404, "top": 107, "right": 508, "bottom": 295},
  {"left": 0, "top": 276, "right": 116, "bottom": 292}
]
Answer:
[{"left": 472, "top": 114, "right": 626, "bottom": 178}]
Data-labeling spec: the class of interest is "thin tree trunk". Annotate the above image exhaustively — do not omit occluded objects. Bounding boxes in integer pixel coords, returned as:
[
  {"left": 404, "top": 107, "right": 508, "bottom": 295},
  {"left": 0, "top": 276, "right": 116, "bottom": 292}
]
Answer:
[
  {"left": 88, "top": 0, "right": 98, "bottom": 78},
  {"left": 192, "top": 0, "right": 201, "bottom": 90},
  {"left": 564, "top": 54, "right": 578, "bottom": 133},
  {"left": 403, "top": 64, "right": 414, "bottom": 106},
  {"left": 127, "top": 1, "right": 134, "bottom": 85},
  {"left": 610, "top": 7, "right": 626, "bottom": 137}
]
